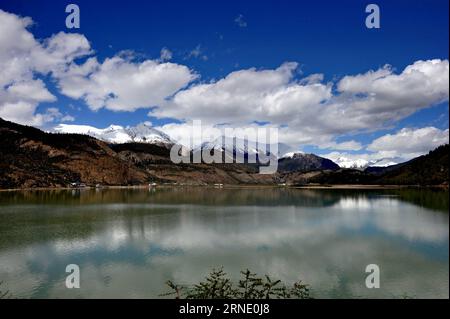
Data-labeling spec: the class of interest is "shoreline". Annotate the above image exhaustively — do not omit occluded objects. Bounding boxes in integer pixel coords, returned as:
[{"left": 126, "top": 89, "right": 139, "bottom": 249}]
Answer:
[{"left": 0, "top": 184, "right": 448, "bottom": 192}]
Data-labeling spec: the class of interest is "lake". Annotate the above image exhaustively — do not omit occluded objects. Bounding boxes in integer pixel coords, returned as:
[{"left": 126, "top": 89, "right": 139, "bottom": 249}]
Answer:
[{"left": 0, "top": 187, "right": 448, "bottom": 298}]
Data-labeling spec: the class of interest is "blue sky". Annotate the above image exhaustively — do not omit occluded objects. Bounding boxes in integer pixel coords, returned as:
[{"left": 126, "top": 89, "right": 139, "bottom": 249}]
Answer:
[{"left": 0, "top": 0, "right": 448, "bottom": 163}]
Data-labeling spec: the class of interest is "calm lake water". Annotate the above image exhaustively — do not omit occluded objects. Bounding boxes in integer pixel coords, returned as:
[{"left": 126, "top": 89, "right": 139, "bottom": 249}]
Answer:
[{"left": 0, "top": 187, "right": 448, "bottom": 299}]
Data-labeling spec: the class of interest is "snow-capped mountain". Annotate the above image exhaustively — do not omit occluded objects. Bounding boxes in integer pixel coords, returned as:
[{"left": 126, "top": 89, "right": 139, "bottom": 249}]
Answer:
[
  {"left": 368, "top": 158, "right": 400, "bottom": 168},
  {"left": 198, "top": 137, "right": 262, "bottom": 154},
  {"left": 280, "top": 151, "right": 304, "bottom": 159},
  {"left": 280, "top": 152, "right": 400, "bottom": 171},
  {"left": 54, "top": 123, "right": 174, "bottom": 146},
  {"left": 124, "top": 123, "right": 174, "bottom": 145},
  {"left": 333, "top": 157, "right": 370, "bottom": 170},
  {"left": 195, "top": 137, "right": 268, "bottom": 163},
  {"left": 194, "top": 137, "right": 292, "bottom": 162},
  {"left": 332, "top": 156, "right": 399, "bottom": 170}
]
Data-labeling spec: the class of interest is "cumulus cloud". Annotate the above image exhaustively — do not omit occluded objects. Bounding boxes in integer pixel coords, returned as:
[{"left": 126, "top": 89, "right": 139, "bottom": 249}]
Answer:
[
  {"left": 321, "top": 140, "right": 363, "bottom": 151},
  {"left": 57, "top": 54, "right": 197, "bottom": 111},
  {"left": 155, "top": 121, "right": 222, "bottom": 148},
  {"left": 0, "top": 9, "right": 90, "bottom": 126},
  {"left": 0, "top": 9, "right": 448, "bottom": 156},
  {"left": 323, "top": 127, "right": 449, "bottom": 167},
  {"left": 150, "top": 62, "right": 341, "bottom": 147},
  {"left": 147, "top": 59, "right": 448, "bottom": 150},
  {"left": 0, "top": 9, "right": 197, "bottom": 123},
  {"left": 151, "top": 62, "right": 329, "bottom": 124},
  {"left": 368, "top": 127, "right": 449, "bottom": 159},
  {"left": 0, "top": 103, "right": 68, "bottom": 127},
  {"left": 336, "top": 59, "right": 449, "bottom": 126}
]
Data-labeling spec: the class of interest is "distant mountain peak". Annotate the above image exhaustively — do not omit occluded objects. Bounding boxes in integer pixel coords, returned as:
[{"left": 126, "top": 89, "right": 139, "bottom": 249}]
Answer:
[
  {"left": 54, "top": 123, "right": 174, "bottom": 146},
  {"left": 333, "top": 157, "right": 370, "bottom": 170},
  {"left": 280, "top": 151, "right": 306, "bottom": 159},
  {"left": 328, "top": 155, "right": 402, "bottom": 170},
  {"left": 278, "top": 152, "right": 340, "bottom": 172},
  {"left": 124, "top": 123, "right": 174, "bottom": 145},
  {"left": 197, "top": 136, "right": 294, "bottom": 156}
]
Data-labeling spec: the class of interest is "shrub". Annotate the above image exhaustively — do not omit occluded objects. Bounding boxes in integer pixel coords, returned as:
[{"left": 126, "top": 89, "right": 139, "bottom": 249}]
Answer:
[{"left": 161, "top": 267, "right": 311, "bottom": 299}]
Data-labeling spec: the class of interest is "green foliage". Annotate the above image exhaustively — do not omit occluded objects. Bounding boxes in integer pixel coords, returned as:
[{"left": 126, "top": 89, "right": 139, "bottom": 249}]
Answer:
[
  {"left": 377, "top": 144, "right": 449, "bottom": 185},
  {"left": 187, "top": 268, "right": 237, "bottom": 299},
  {"left": 161, "top": 267, "right": 311, "bottom": 299}
]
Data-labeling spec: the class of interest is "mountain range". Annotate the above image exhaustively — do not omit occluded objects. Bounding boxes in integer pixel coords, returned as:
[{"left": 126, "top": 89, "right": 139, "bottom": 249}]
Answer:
[
  {"left": 54, "top": 123, "right": 174, "bottom": 147},
  {"left": 54, "top": 123, "right": 405, "bottom": 169},
  {"left": 332, "top": 156, "right": 400, "bottom": 170},
  {"left": 1, "top": 118, "right": 448, "bottom": 188}
]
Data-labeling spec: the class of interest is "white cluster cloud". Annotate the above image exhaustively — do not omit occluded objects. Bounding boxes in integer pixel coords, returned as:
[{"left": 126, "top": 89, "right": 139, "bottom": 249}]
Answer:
[
  {"left": 368, "top": 126, "right": 450, "bottom": 159},
  {"left": 336, "top": 60, "right": 449, "bottom": 127},
  {"left": 0, "top": 10, "right": 90, "bottom": 125},
  {"left": 0, "top": 9, "right": 197, "bottom": 123},
  {"left": 323, "top": 127, "right": 449, "bottom": 167},
  {"left": 155, "top": 120, "right": 364, "bottom": 152},
  {"left": 151, "top": 62, "right": 333, "bottom": 145},
  {"left": 0, "top": 9, "right": 448, "bottom": 163},
  {"left": 157, "top": 60, "right": 449, "bottom": 134},
  {"left": 149, "top": 59, "right": 448, "bottom": 152},
  {"left": 58, "top": 55, "right": 197, "bottom": 111}
]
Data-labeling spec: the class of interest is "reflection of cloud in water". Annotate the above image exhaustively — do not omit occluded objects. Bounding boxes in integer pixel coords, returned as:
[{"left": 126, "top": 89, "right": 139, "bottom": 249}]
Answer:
[
  {"left": 0, "top": 190, "right": 448, "bottom": 298},
  {"left": 333, "top": 197, "right": 449, "bottom": 243}
]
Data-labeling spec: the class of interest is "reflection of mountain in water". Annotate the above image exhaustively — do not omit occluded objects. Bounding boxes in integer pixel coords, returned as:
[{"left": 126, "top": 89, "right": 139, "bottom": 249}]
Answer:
[
  {"left": 0, "top": 188, "right": 341, "bottom": 207},
  {"left": 1, "top": 188, "right": 447, "bottom": 252},
  {"left": 389, "top": 189, "right": 449, "bottom": 213},
  {"left": 0, "top": 187, "right": 448, "bottom": 298},
  {"left": 1, "top": 188, "right": 447, "bottom": 212}
]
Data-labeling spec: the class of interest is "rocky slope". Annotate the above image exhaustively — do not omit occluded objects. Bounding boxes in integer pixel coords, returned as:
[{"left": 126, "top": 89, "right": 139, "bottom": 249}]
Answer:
[
  {"left": 0, "top": 118, "right": 153, "bottom": 188},
  {"left": 299, "top": 145, "right": 449, "bottom": 186},
  {"left": 1, "top": 118, "right": 448, "bottom": 188},
  {"left": 278, "top": 152, "right": 340, "bottom": 172},
  {"left": 0, "top": 118, "right": 277, "bottom": 188}
]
